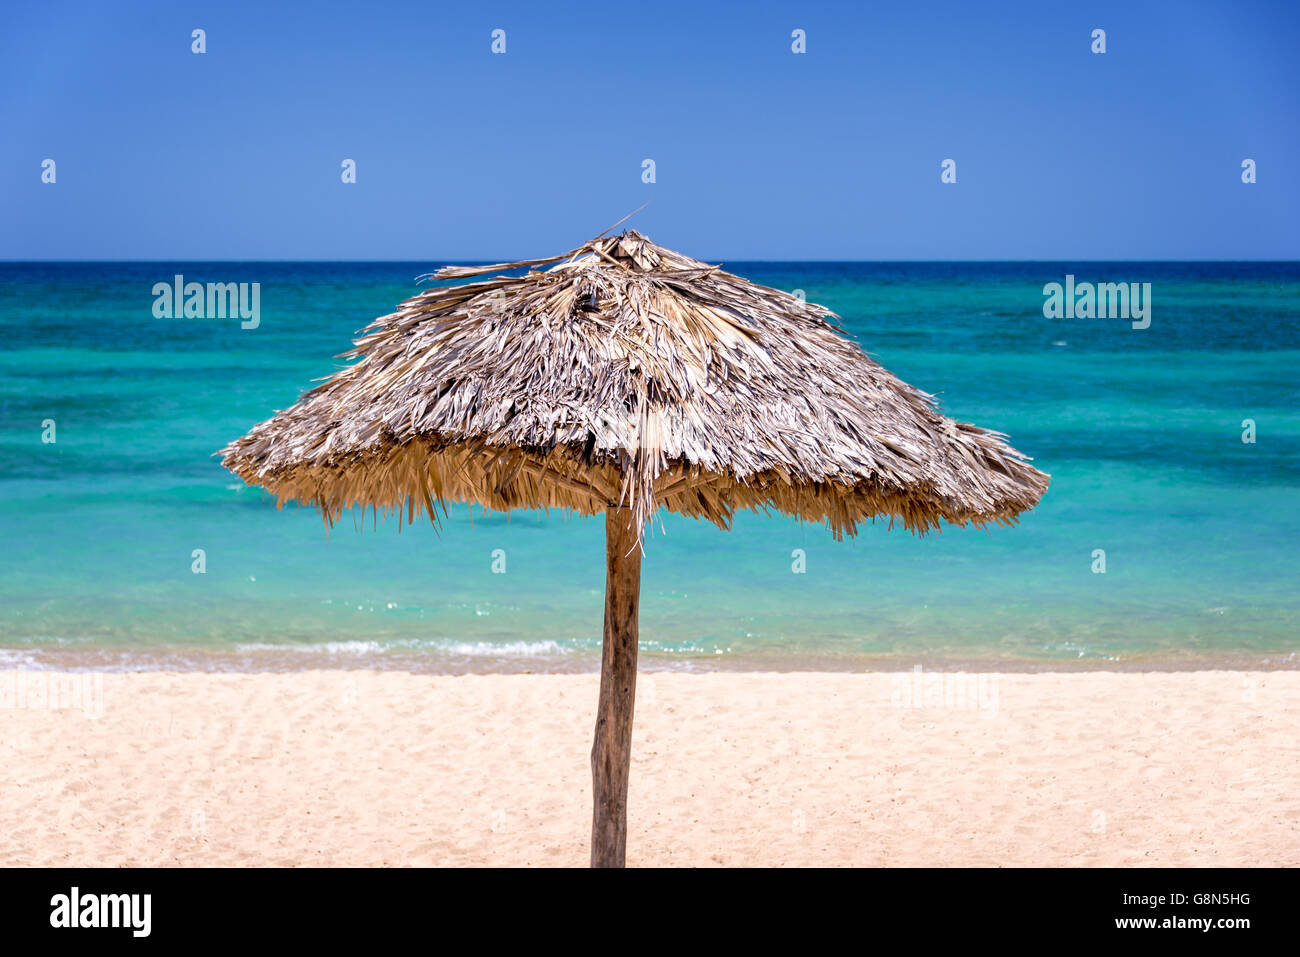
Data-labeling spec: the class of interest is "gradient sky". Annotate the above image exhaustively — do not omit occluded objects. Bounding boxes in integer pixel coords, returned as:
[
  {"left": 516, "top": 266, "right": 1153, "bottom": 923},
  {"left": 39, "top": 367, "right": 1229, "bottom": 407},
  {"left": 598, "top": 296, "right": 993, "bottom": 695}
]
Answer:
[{"left": 2, "top": 0, "right": 1297, "bottom": 260}]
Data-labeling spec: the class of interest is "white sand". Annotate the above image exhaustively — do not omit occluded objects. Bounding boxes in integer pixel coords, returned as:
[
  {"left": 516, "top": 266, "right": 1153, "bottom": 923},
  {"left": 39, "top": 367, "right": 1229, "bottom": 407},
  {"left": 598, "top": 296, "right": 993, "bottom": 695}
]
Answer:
[{"left": 1, "top": 669, "right": 1296, "bottom": 866}]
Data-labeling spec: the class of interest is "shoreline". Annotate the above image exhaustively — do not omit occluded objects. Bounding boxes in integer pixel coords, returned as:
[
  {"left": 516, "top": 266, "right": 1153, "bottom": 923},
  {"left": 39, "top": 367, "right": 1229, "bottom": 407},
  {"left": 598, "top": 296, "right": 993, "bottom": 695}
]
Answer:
[
  {"left": 3, "top": 668, "right": 1296, "bottom": 866},
  {"left": 1, "top": 644, "right": 1297, "bottom": 675}
]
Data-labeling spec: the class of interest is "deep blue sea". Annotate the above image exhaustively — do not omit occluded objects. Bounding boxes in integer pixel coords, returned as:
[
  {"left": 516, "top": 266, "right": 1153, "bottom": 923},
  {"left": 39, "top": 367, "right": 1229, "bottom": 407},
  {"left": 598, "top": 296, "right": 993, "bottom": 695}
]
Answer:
[{"left": 2, "top": 262, "right": 1297, "bottom": 671}]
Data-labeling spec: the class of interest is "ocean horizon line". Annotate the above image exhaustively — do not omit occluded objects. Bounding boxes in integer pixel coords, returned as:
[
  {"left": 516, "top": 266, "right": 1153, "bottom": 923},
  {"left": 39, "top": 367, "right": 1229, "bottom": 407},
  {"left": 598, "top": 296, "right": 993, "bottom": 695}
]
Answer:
[{"left": 6, "top": 258, "right": 1300, "bottom": 265}]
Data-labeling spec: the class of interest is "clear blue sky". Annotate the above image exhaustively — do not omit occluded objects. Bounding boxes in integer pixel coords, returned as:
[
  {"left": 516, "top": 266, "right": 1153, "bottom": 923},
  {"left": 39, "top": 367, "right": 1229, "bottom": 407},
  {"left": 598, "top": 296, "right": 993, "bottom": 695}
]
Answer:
[{"left": 2, "top": 0, "right": 1296, "bottom": 260}]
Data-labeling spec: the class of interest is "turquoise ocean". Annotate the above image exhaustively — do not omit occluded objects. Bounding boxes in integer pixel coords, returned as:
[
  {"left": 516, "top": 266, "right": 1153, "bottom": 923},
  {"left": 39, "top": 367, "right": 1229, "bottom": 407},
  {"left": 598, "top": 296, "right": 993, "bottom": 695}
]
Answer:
[{"left": 2, "top": 262, "right": 1297, "bottom": 672}]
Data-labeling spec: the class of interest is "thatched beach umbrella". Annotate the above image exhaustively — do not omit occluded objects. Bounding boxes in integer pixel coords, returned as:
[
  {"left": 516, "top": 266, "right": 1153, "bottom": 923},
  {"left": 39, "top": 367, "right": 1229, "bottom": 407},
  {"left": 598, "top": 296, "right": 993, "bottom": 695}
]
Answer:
[{"left": 220, "top": 227, "right": 1049, "bottom": 867}]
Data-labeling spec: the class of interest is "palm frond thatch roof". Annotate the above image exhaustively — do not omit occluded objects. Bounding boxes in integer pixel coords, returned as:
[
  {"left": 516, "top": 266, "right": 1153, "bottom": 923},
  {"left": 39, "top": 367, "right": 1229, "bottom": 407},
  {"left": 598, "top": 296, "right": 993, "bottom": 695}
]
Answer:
[{"left": 220, "top": 230, "right": 1049, "bottom": 539}]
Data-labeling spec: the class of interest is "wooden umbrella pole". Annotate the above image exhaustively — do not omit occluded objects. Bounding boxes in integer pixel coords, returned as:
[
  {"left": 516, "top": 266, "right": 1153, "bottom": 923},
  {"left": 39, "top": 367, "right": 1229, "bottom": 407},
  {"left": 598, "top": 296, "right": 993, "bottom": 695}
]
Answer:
[{"left": 590, "top": 506, "right": 642, "bottom": 867}]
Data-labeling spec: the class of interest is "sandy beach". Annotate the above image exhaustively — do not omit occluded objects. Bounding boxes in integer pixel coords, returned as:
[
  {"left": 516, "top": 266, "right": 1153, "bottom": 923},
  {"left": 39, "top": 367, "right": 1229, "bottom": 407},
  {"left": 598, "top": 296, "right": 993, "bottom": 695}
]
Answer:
[{"left": 2, "top": 669, "right": 1296, "bottom": 867}]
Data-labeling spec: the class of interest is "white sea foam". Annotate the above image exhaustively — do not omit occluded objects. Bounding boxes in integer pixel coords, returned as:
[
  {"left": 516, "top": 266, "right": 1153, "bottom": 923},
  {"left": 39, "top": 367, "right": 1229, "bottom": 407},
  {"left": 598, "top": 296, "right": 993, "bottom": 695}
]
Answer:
[
  {"left": 232, "top": 638, "right": 572, "bottom": 657},
  {"left": 433, "top": 640, "right": 569, "bottom": 657}
]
